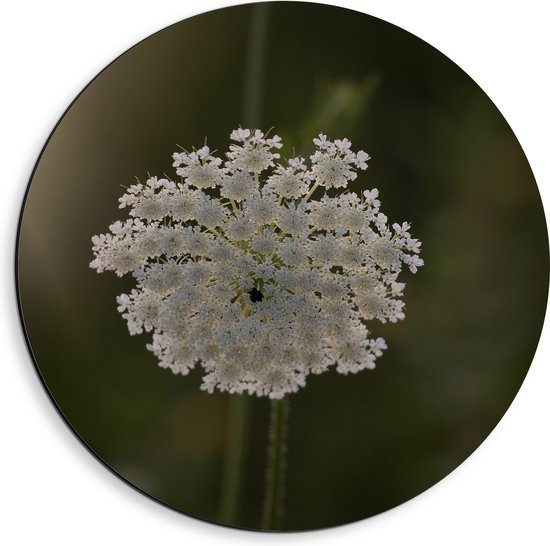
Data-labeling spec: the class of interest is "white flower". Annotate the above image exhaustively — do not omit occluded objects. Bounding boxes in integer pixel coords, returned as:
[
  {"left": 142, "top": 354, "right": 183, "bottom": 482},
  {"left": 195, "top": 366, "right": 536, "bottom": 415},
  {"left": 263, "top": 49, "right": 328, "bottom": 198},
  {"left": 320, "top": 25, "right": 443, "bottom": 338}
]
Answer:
[
  {"left": 307, "top": 196, "right": 342, "bottom": 231},
  {"left": 226, "top": 128, "right": 282, "bottom": 174},
  {"left": 173, "top": 146, "right": 225, "bottom": 189},
  {"left": 307, "top": 234, "right": 341, "bottom": 266},
  {"left": 166, "top": 184, "right": 200, "bottom": 222},
  {"left": 224, "top": 212, "right": 256, "bottom": 241},
  {"left": 220, "top": 171, "right": 258, "bottom": 202},
  {"left": 265, "top": 158, "right": 312, "bottom": 199},
  {"left": 251, "top": 229, "right": 279, "bottom": 255},
  {"left": 193, "top": 196, "right": 229, "bottom": 228},
  {"left": 309, "top": 133, "right": 369, "bottom": 189},
  {"left": 91, "top": 129, "right": 423, "bottom": 399},
  {"left": 243, "top": 192, "right": 280, "bottom": 224},
  {"left": 277, "top": 202, "right": 309, "bottom": 238}
]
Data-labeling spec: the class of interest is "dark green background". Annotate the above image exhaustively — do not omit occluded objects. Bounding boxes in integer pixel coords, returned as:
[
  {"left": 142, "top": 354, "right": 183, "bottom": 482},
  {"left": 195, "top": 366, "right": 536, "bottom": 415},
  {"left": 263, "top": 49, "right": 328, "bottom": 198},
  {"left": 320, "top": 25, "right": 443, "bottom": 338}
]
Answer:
[{"left": 17, "top": 2, "right": 548, "bottom": 532}]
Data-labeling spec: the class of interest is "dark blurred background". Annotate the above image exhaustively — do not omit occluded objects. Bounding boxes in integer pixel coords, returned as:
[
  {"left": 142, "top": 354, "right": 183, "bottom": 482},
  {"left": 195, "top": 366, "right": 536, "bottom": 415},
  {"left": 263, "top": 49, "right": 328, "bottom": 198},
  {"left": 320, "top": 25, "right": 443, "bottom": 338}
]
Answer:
[{"left": 17, "top": 1, "right": 548, "bottom": 532}]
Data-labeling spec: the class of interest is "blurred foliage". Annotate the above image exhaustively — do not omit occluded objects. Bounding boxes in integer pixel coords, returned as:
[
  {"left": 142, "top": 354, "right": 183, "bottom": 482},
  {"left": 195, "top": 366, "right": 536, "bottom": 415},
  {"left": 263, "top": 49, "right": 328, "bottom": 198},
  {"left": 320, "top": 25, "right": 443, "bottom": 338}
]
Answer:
[
  {"left": 17, "top": 1, "right": 548, "bottom": 532},
  {"left": 287, "top": 73, "right": 381, "bottom": 151}
]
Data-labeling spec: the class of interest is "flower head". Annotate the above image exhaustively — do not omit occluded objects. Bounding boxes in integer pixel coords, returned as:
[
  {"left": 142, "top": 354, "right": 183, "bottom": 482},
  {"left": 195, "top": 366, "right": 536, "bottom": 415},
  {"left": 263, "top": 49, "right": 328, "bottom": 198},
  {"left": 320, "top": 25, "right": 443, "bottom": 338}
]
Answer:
[{"left": 91, "top": 129, "right": 423, "bottom": 399}]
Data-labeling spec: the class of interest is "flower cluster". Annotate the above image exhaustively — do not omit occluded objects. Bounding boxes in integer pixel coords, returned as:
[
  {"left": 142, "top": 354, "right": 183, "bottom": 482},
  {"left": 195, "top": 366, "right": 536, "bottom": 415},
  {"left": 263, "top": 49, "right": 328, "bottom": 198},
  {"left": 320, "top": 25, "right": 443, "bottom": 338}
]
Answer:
[{"left": 91, "top": 129, "right": 423, "bottom": 399}]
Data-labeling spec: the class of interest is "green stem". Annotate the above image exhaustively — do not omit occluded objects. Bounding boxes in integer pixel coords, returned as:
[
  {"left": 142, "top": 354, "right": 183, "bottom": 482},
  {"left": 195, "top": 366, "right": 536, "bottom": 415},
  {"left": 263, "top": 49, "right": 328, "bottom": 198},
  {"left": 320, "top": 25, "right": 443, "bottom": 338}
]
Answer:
[
  {"left": 218, "top": 394, "right": 248, "bottom": 525},
  {"left": 217, "top": 3, "right": 270, "bottom": 527},
  {"left": 243, "top": 2, "right": 270, "bottom": 127},
  {"left": 262, "top": 397, "right": 290, "bottom": 530}
]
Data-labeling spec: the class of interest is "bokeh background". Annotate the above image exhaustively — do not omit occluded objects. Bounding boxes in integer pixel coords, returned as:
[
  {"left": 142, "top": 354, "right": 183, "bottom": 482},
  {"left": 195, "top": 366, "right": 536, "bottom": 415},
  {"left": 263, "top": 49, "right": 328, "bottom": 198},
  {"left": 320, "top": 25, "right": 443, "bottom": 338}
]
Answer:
[{"left": 17, "top": 1, "right": 548, "bottom": 532}]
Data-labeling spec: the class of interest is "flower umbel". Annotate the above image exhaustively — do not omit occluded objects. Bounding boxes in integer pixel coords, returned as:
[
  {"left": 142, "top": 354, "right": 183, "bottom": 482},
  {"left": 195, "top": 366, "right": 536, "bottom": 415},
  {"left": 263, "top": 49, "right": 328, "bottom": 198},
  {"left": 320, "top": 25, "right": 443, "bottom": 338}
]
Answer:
[{"left": 91, "top": 129, "right": 423, "bottom": 399}]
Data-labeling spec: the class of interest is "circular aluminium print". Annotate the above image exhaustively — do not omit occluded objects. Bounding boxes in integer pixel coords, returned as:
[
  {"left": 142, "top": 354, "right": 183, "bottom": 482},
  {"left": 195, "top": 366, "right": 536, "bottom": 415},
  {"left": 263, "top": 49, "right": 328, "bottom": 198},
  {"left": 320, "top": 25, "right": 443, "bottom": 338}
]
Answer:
[{"left": 16, "top": 1, "right": 548, "bottom": 532}]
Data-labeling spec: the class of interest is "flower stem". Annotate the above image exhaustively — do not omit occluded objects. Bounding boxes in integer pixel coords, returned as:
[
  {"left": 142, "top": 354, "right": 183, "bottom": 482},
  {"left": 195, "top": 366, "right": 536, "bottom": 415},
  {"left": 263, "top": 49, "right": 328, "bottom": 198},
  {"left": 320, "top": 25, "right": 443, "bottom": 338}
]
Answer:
[
  {"left": 218, "top": 3, "right": 270, "bottom": 527},
  {"left": 218, "top": 394, "right": 248, "bottom": 525},
  {"left": 243, "top": 3, "right": 270, "bottom": 127},
  {"left": 304, "top": 181, "right": 321, "bottom": 202},
  {"left": 261, "top": 397, "right": 290, "bottom": 530}
]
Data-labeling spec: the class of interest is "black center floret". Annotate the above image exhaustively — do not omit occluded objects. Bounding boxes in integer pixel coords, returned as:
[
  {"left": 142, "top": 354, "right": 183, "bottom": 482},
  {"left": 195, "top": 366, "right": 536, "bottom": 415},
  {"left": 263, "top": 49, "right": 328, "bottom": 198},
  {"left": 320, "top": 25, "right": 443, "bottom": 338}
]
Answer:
[{"left": 248, "top": 287, "right": 264, "bottom": 303}]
